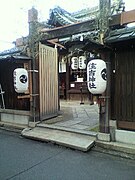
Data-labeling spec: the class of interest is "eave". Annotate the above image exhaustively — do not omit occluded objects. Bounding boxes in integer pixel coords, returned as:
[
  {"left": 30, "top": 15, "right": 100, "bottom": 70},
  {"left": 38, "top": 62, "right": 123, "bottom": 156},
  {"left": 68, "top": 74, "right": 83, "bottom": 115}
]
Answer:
[
  {"left": 105, "top": 26, "right": 135, "bottom": 44},
  {"left": 0, "top": 47, "right": 31, "bottom": 61}
]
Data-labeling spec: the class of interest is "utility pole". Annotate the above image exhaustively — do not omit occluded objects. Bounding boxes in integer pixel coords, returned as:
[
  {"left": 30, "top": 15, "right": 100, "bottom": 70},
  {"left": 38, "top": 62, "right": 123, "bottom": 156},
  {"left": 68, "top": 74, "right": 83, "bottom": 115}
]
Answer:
[
  {"left": 28, "top": 7, "right": 39, "bottom": 123},
  {"left": 99, "top": 0, "right": 111, "bottom": 44}
]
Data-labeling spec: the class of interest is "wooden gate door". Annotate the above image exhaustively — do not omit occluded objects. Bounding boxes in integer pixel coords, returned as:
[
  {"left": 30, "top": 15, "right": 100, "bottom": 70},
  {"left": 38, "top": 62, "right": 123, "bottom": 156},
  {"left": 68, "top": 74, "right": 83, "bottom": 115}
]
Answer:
[{"left": 39, "top": 43, "right": 58, "bottom": 120}]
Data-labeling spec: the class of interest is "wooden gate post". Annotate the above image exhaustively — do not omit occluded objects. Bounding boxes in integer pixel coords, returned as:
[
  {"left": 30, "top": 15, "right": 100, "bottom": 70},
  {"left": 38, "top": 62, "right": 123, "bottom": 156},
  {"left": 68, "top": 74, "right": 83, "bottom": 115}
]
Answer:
[{"left": 99, "top": 60, "right": 111, "bottom": 133}]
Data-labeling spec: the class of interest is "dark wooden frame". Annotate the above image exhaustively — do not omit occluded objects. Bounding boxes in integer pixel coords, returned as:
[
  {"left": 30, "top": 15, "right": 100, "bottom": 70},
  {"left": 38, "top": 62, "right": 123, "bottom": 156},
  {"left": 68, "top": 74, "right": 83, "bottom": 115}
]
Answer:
[{"left": 110, "top": 42, "right": 135, "bottom": 131}]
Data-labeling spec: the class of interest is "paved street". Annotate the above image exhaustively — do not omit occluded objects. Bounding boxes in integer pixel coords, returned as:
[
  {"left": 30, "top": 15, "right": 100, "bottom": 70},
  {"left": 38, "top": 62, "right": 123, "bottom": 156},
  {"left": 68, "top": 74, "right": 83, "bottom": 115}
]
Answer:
[{"left": 0, "top": 129, "right": 135, "bottom": 180}]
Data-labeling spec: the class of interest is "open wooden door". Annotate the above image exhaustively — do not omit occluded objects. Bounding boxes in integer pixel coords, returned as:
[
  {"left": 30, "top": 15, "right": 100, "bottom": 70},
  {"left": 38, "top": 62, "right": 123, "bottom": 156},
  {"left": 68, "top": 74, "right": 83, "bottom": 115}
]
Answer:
[{"left": 39, "top": 43, "right": 58, "bottom": 120}]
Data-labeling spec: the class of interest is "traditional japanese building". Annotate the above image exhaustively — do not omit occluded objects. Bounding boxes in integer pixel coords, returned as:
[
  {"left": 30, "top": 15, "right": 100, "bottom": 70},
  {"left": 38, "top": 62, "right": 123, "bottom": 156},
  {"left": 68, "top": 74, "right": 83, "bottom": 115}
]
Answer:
[
  {"left": 39, "top": 2, "right": 124, "bottom": 102},
  {"left": 2, "top": 2, "right": 135, "bottom": 145},
  {"left": 40, "top": 6, "right": 103, "bottom": 102},
  {"left": 0, "top": 46, "right": 31, "bottom": 125},
  {"left": 104, "top": 9, "right": 135, "bottom": 142}
]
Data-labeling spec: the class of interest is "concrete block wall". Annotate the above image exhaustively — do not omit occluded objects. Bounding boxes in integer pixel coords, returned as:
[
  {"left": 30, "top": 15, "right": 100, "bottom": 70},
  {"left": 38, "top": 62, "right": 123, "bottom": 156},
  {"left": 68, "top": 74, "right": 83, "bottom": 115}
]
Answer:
[{"left": 116, "top": 129, "right": 135, "bottom": 145}]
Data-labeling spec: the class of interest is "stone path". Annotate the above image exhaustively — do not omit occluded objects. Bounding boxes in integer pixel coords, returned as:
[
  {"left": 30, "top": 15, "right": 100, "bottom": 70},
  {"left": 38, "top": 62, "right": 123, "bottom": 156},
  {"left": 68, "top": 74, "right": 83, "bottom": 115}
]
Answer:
[{"left": 41, "top": 100, "right": 99, "bottom": 131}]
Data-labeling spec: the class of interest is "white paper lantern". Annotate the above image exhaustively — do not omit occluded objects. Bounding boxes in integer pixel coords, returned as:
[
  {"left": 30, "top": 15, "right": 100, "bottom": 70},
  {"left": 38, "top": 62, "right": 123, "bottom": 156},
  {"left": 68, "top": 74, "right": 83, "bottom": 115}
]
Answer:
[
  {"left": 13, "top": 68, "right": 28, "bottom": 93},
  {"left": 71, "top": 57, "right": 78, "bottom": 70},
  {"left": 87, "top": 59, "right": 107, "bottom": 94},
  {"left": 79, "top": 56, "right": 86, "bottom": 69}
]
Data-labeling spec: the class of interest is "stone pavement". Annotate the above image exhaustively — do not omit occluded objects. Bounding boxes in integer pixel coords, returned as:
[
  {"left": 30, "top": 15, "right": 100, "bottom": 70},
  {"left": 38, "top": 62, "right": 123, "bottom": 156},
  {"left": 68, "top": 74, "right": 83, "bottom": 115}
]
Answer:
[{"left": 39, "top": 100, "right": 99, "bottom": 132}]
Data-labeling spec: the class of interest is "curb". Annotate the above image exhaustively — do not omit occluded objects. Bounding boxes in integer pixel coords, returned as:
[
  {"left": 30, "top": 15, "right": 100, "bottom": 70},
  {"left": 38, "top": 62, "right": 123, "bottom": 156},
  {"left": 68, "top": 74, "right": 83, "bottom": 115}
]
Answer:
[
  {"left": 0, "top": 122, "right": 26, "bottom": 133},
  {"left": 94, "top": 140, "right": 135, "bottom": 160},
  {"left": 1, "top": 123, "right": 135, "bottom": 160}
]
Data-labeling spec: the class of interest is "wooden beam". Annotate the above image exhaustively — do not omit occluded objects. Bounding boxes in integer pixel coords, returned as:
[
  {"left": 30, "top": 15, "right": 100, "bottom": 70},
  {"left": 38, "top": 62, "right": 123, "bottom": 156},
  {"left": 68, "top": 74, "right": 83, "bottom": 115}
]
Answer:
[
  {"left": 41, "top": 19, "right": 97, "bottom": 40},
  {"left": 118, "top": 121, "right": 135, "bottom": 130},
  {"left": 109, "top": 14, "right": 121, "bottom": 26},
  {"left": 17, "top": 95, "right": 30, "bottom": 99},
  {"left": 47, "top": 40, "right": 66, "bottom": 49},
  {"left": 109, "top": 9, "right": 135, "bottom": 27},
  {"left": 121, "top": 9, "right": 135, "bottom": 25}
]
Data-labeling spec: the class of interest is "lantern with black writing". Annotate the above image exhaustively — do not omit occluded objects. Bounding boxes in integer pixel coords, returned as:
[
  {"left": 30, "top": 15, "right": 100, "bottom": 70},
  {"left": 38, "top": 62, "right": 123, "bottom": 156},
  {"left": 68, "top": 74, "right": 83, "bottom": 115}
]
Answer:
[{"left": 87, "top": 59, "right": 107, "bottom": 94}]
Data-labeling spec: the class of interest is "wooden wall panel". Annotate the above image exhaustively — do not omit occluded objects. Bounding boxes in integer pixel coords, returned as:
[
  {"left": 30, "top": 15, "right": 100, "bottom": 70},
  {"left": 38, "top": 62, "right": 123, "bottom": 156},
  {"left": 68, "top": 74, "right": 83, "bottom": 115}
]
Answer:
[
  {"left": 115, "top": 48, "right": 135, "bottom": 130},
  {"left": 0, "top": 61, "right": 30, "bottom": 110}
]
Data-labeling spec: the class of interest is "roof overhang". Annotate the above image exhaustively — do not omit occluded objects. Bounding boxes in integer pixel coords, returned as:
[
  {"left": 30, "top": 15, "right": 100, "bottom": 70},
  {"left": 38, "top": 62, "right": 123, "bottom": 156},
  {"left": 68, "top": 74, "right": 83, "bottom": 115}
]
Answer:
[
  {"left": 105, "top": 26, "right": 135, "bottom": 44},
  {"left": 0, "top": 55, "right": 31, "bottom": 61},
  {"left": 0, "top": 47, "right": 31, "bottom": 61}
]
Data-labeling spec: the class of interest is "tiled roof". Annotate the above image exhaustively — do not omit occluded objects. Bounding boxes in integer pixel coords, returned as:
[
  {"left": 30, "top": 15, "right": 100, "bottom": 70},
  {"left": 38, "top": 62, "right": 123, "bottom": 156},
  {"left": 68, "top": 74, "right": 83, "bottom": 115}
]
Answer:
[
  {"left": 46, "top": 3, "right": 125, "bottom": 28},
  {"left": 105, "top": 26, "right": 135, "bottom": 43},
  {"left": 47, "top": 6, "right": 99, "bottom": 27},
  {"left": 48, "top": 6, "right": 78, "bottom": 26},
  {"left": 72, "top": 6, "right": 99, "bottom": 21},
  {"left": 0, "top": 47, "right": 22, "bottom": 56},
  {"left": 0, "top": 47, "right": 30, "bottom": 61}
]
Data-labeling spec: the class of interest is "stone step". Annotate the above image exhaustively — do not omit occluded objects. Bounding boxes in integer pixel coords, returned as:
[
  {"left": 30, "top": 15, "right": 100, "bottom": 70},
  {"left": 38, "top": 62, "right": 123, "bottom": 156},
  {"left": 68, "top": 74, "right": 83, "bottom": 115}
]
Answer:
[
  {"left": 21, "top": 127, "right": 96, "bottom": 152},
  {"left": 37, "top": 123, "right": 98, "bottom": 137}
]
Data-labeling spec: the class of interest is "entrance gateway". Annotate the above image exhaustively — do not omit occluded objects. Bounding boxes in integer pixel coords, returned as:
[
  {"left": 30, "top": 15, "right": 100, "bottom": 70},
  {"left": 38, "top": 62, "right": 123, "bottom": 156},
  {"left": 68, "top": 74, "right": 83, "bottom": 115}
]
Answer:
[{"left": 22, "top": 44, "right": 96, "bottom": 151}]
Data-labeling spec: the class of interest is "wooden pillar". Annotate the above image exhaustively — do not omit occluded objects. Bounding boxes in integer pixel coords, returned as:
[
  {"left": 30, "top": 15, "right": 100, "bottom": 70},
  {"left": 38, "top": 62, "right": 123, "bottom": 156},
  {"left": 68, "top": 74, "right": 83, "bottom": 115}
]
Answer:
[
  {"left": 98, "top": 0, "right": 111, "bottom": 133},
  {"left": 99, "top": 52, "right": 111, "bottom": 133},
  {"left": 66, "top": 57, "right": 70, "bottom": 100}
]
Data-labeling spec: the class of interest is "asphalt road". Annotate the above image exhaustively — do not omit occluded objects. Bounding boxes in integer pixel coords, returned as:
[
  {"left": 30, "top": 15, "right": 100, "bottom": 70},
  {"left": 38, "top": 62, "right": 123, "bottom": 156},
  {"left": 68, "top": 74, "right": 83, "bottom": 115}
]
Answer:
[{"left": 0, "top": 129, "right": 135, "bottom": 180}]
